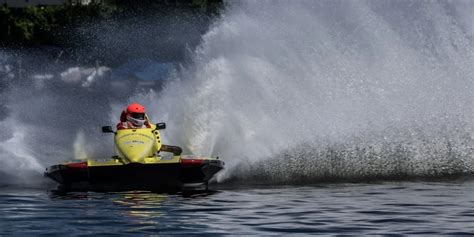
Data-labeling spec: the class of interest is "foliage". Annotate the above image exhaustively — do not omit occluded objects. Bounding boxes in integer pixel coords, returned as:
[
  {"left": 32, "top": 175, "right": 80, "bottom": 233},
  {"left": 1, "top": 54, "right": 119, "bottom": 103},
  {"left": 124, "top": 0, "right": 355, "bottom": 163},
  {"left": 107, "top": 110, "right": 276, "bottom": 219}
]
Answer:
[
  {"left": 0, "top": 3, "right": 112, "bottom": 45},
  {"left": 0, "top": 0, "right": 222, "bottom": 46}
]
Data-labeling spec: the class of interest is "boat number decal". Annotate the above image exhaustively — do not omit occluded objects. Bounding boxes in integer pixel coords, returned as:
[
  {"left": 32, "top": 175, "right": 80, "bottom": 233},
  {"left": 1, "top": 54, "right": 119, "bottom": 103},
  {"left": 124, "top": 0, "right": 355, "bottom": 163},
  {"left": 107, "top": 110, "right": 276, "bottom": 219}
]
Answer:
[{"left": 124, "top": 140, "right": 145, "bottom": 145}]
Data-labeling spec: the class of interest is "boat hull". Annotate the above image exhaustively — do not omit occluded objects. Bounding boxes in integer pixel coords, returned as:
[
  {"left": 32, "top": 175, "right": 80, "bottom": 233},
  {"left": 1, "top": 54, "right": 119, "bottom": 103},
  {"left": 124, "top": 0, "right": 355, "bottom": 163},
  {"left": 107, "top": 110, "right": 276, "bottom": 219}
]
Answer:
[{"left": 45, "top": 159, "right": 224, "bottom": 192}]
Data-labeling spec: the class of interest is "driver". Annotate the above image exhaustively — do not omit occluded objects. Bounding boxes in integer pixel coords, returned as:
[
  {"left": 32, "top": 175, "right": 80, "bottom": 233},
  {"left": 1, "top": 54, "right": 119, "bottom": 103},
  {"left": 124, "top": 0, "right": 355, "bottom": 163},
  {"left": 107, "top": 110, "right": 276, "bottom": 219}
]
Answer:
[{"left": 117, "top": 103, "right": 152, "bottom": 129}]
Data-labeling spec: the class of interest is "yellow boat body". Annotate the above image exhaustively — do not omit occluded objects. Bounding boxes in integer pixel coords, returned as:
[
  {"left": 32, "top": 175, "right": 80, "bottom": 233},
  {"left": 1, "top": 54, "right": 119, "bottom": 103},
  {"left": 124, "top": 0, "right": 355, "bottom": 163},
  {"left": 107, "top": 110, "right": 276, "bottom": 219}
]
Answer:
[
  {"left": 84, "top": 126, "right": 220, "bottom": 167},
  {"left": 114, "top": 126, "right": 162, "bottom": 163},
  {"left": 45, "top": 122, "right": 225, "bottom": 191}
]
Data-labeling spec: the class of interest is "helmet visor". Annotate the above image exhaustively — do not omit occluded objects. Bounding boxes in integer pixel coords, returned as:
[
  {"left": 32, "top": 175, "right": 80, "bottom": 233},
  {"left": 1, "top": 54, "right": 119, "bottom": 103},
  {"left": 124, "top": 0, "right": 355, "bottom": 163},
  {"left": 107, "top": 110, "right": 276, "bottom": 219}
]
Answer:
[{"left": 131, "top": 113, "right": 145, "bottom": 120}]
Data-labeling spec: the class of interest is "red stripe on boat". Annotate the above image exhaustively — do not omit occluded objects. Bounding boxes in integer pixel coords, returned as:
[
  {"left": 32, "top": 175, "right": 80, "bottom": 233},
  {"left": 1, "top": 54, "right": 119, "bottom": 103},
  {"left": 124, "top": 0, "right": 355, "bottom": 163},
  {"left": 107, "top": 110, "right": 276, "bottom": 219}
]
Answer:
[
  {"left": 66, "top": 162, "right": 88, "bottom": 169},
  {"left": 181, "top": 159, "right": 204, "bottom": 165}
]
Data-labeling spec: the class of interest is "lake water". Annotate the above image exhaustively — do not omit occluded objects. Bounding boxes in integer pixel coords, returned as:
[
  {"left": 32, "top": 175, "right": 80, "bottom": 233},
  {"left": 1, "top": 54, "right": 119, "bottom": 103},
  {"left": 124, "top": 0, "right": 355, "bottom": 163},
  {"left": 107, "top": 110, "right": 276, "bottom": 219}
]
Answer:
[
  {"left": 0, "top": 0, "right": 473, "bottom": 235},
  {"left": 1, "top": 179, "right": 473, "bottom": 235}
]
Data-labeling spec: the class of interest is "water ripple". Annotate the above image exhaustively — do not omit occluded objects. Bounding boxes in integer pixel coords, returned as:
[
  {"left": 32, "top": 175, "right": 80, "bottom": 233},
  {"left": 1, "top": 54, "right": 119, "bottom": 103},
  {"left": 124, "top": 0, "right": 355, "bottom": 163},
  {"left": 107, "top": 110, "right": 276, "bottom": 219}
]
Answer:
[{"left": 1, "top": 181, "right": 474, "bottom": 235}]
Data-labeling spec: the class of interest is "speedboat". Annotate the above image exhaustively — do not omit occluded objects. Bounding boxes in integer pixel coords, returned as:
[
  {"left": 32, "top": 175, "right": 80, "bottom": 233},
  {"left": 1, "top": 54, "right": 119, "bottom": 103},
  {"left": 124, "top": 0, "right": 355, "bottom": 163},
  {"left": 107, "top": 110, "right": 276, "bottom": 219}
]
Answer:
[{"left": 45, "top": 123, "right": 224, "bottom": 192}]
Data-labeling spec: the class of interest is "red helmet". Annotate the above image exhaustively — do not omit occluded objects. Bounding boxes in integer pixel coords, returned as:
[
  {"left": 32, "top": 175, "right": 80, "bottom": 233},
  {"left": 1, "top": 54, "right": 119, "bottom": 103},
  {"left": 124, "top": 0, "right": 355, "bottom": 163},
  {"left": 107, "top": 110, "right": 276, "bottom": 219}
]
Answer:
[
  {"left": 127, "top": 103, "right": 146, "bottom": 114},
  {"left": 126, "top": 103, "right": 146, "bottom": 126}
]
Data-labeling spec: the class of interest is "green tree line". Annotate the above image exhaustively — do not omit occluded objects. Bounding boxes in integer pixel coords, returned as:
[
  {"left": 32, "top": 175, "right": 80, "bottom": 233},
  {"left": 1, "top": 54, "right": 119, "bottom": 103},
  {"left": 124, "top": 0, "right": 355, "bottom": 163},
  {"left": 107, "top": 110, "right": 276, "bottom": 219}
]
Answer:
[{"left": 0, "top": 0, "right": 222, "bottom": 46}]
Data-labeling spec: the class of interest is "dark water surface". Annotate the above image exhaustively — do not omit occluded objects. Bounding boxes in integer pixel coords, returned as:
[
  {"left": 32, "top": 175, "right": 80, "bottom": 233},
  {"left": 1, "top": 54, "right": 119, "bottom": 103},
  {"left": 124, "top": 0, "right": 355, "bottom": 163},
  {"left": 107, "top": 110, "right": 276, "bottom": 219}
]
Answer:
[{"left": 1, "top": 180, "right": 473, "bottom": 235}]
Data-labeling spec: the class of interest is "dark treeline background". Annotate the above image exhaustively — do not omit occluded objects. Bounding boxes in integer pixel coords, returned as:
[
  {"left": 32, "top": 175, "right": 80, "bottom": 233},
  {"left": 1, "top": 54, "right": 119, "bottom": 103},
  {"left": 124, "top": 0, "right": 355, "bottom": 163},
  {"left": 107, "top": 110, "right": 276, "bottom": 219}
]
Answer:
[{"left": 0, "top": 0, "right": 224, "bottom": 65}]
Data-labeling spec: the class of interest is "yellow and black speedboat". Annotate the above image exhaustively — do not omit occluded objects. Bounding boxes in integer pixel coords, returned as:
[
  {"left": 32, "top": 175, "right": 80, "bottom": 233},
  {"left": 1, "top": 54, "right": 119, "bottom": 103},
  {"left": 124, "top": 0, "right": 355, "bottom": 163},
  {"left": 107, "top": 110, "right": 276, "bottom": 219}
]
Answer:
[{"left": 45, "top": 123, "right": 224, "bottom": 192}]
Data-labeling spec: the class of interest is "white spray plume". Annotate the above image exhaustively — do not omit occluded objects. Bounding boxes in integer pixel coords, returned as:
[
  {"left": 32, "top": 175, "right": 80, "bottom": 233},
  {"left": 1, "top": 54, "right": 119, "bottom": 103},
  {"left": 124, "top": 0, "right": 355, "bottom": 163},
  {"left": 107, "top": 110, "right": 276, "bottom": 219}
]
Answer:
[{"left": 136, "top": 0, "right": 473, "bottom": 182}]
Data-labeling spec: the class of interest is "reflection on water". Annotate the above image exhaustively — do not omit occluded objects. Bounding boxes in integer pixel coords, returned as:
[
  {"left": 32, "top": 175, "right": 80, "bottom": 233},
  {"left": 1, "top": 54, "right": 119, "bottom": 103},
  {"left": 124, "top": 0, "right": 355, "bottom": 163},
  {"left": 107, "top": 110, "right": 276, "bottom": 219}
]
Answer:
[
  {"left": 112, "top": 192, "right": 167, "bottom": 219},
  {"left": 48, "top": 190, "right": 220, "bottom": 233}
]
